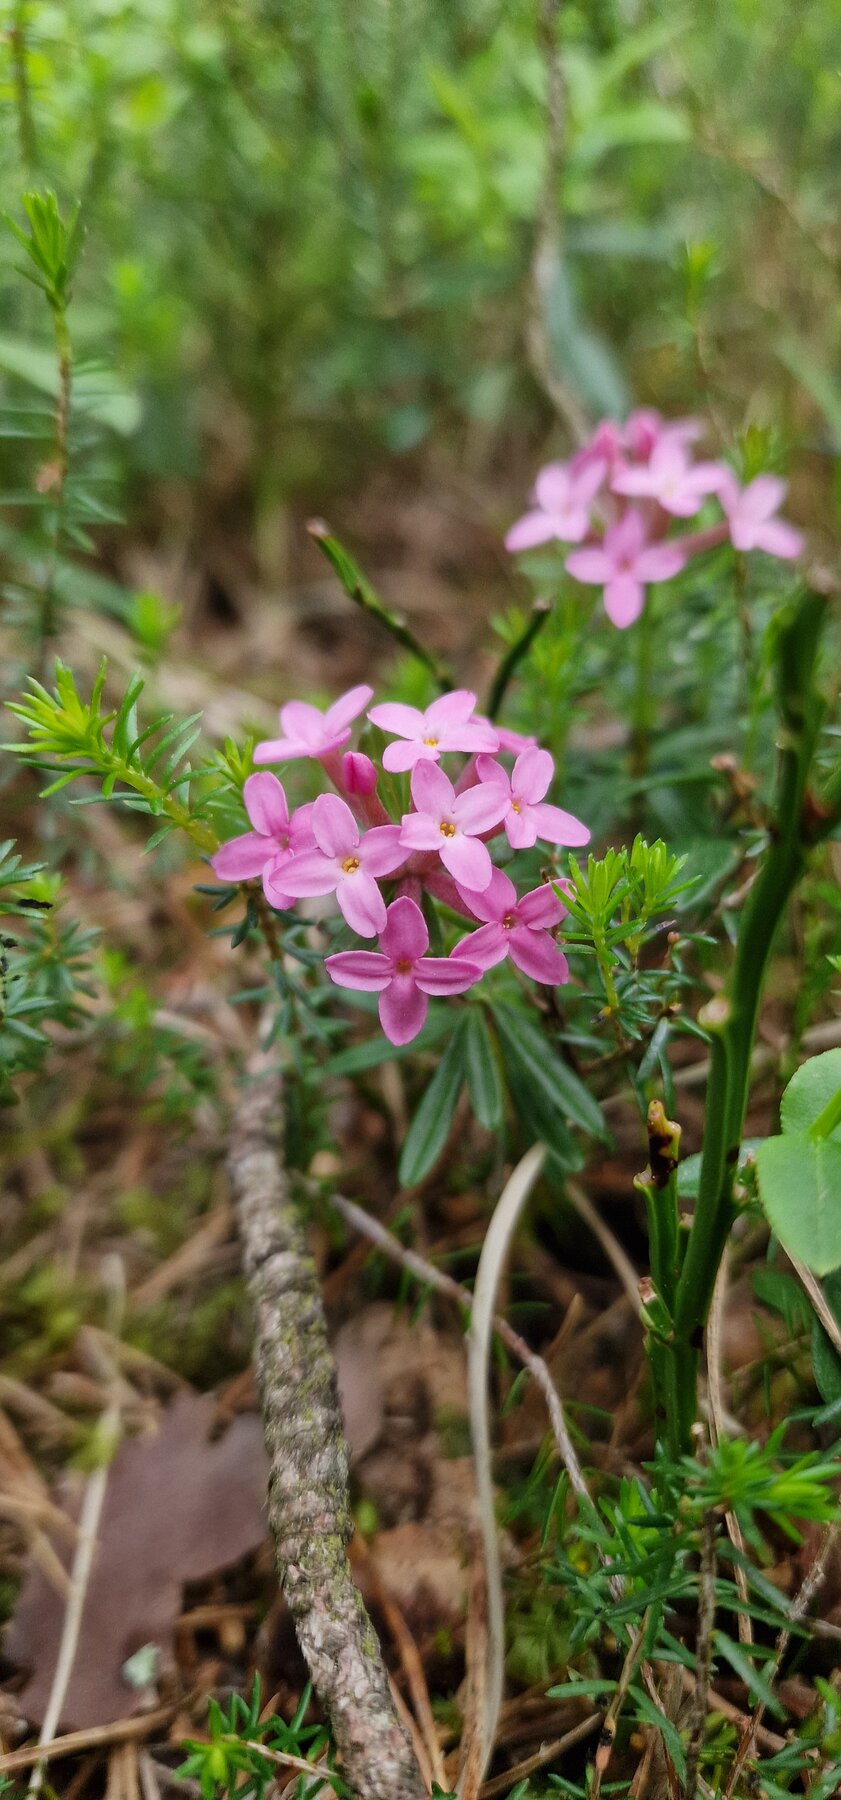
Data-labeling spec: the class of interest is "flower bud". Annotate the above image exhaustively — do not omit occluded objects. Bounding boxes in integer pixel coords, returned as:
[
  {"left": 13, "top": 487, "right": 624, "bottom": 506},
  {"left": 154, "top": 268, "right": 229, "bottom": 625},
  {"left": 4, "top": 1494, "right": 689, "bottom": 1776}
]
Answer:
[{"left": 341, "top": 751, "right": 377, "bottom": 796}]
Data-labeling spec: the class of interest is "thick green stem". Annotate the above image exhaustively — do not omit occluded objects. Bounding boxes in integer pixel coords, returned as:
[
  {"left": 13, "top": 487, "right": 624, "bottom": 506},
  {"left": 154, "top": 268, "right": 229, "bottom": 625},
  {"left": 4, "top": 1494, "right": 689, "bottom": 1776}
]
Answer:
[{"left": 668, "top": 590, "right": 828, "bottom": 1447}]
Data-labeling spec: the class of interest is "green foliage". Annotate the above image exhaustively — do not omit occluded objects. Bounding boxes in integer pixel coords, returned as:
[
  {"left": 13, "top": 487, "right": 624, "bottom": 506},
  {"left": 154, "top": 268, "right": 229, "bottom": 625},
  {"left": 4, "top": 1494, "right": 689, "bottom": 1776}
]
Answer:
[
  {"left": 6, "top": 660, "right": 224, "bottom": 853},
  {"left": 180, "top": 1682, "right": 348, "bottom": 1799},
  {"left": 0, "top": 840, "right": 97, "bottom": 1102},
  {"left": 755, "top": 1048, "right": 841, "bottom": 1274},
  {"left": 5, "top": 189, "right": 84, "bottom": 315}
]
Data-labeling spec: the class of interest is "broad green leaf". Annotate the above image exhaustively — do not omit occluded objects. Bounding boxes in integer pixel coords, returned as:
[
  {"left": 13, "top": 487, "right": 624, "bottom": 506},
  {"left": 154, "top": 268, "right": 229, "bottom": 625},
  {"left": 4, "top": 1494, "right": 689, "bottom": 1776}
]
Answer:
[
  {"left": 780, "top": 1047, "right": 841, "bottom": 1140},
  {"left": 755, "top": 1133, "right": 841, "bottom": 1276},
  {"left": 492, "top": 1003, "right": 604, "bottom": 1138},
  {"left": 465, "top": 1008, "right": 503, "bottom": 1132},
  {"left": 398, "top": 1019, "right": 468, "bottom": 1187}
]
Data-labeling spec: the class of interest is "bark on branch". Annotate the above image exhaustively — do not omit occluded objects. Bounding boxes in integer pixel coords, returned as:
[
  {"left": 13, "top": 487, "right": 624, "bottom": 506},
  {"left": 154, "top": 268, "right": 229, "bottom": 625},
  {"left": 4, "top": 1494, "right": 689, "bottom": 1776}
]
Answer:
[{"left": 228, "top": 1042, "right": 427, "bottom": 1800}]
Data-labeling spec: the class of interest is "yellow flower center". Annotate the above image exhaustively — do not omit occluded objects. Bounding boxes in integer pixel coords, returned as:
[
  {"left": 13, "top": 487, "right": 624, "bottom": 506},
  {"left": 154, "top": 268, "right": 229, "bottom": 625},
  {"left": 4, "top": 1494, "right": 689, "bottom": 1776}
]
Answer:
[
  {"left": 395, "top": 958, "right": 413, "bottom": 974},
  {"left": 502, "top": 913, "right": 517, "bottom": 930},
  {"left": 341, "top": 855, "right": 360, "bottom": 874},
  {"left": 511, "top": 801, "right": 521, "bottom": 813},
  {"left": 423, "top": 735, "right": 438, "bottom": 746},
  {"left": 439, "top": 820, "right": 456, "bottom": 838}
]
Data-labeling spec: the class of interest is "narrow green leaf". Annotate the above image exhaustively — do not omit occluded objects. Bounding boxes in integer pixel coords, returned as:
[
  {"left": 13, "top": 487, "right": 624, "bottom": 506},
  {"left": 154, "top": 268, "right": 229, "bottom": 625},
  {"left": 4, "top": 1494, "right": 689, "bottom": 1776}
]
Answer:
[
  {"left": 712, "top": 1632, "right": 786, "bottom": 1720},
  {"left": 398, "top": 1018, "right": 468, "bottom": 1187},
  {"left": 465, "top": 1008, "right": 503, "bottom": 1131},
  {"left": 492, "top": 1002, "right": 604, "bottom": 1137}
]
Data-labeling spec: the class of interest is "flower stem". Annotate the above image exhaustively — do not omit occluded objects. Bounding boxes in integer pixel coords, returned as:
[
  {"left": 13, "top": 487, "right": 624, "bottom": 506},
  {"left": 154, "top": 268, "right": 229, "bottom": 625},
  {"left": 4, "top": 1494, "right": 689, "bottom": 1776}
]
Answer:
[{"left": 666, "top": 589, "right": 828, "bottom": 1448}]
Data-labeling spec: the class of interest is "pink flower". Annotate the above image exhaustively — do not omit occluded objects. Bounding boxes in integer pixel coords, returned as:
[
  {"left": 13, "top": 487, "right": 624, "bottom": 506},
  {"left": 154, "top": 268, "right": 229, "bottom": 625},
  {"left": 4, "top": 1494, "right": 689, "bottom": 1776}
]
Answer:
[
  {"left": 280, "top": 793, "right": 404, "bottom": 937},
  {"left": 368, "top": 690, "right": 498, "bottom": 773},
  {"left": 492, "top": 724, "right": 539, "bottom": 755},
  {"left": 718, "top": 473, "right": 803, "bottom": 560},
  {"left": 505, "top": 459, "right": 606, "bottom": 553},
  {"left": 211, "top": 773, "right": 315, "bottom": 906},
  {"left": 566, "top": 510, "right": 687, "bottom": 628},
  {"left": 475, "top": 748, "right": 590, "bottom": 851},
  {"left": 399, "top": 761, "right": 508, "bottom": 889},
  {"left": 254, "top": 684, "right": 373, "bottom": 764},
  {"left": 453, "top": 869, "right": 569, "bottom": 984},
  {"left": 325, "top": 896, "right": 481, "bottom": 1045},
  {"left": 623, "top": 409, "right": 701, "bottom": 462},
  {"left": 612, "top": 438, "right": 725, "bottom": 518}
]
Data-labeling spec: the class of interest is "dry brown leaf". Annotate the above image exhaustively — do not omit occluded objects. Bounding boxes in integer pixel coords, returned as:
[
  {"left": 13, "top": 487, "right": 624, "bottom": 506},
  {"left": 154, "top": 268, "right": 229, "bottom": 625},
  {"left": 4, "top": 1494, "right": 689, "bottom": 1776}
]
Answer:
[{"left": 5, "top": 1393, "right": 269, "bottom": 1730}]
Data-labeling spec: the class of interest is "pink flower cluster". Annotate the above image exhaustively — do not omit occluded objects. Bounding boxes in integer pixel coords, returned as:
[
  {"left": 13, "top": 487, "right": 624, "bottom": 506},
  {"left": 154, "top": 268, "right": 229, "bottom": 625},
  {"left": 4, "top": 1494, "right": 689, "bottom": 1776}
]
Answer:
[
  {"left": 506, "top": 410, "right": 803, "bottom": 628},
  {"left": 212, "top": 685, "right": 588, "bottom": 1044}
]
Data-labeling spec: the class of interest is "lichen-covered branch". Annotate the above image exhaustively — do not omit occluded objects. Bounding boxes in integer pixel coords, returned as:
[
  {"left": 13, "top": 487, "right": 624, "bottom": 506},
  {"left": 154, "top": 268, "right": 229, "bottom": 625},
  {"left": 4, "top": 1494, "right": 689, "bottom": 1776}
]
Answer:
[{"left": 228, "top": 1042, "right": 427, "bottom": 1800}]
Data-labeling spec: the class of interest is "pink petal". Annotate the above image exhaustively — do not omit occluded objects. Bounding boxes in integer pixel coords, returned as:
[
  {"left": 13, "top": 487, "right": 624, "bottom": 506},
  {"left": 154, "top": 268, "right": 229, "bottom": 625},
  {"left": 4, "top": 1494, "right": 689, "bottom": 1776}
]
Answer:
[
  {"left": 288, "top": 801, "right": 317, "bottom": 849},
  {"left": 635, "top": 544, "right": 687, "bottom": 582},
  {"left": 603, "top": 574, "right": 644, "bottom": 628},
  {"left": 440, "top": 718, "right": 501, "bottom": 754},
  {"left": 440, "top": 833, "right": 493, "bottom": 888},
  {"left": 512, "top": 746, "right": 553, "bottom": 805},
  {"left": 336, "top": 869, "right": 387, "bottom": 938},
  {"left": 611, "top": 464, "right": 657, "bottom": 498},
  {"left": 325, "top": 684, "right": 375, "bottom": 731},
  {"left": 451, "top": 923, "right": 508, "bottom": 971},
  {"left": 570, "top": 458, "right": 608, "bottom": 505},
  {"left": 565, "top": 545, "right": 612, "bottom": 585},
  {"left": 410, "top": 759, "right": 456, "bottom": 817},
  {"left": 534, "top": 463, "right": 571, "bottom": 514},
  {"left": 243, "top": 772, "right": 289, "bottom": 837},
  {"left": 253, "top": 736, "right": 309, "bottom": 764},
  {"left": 504, "top": 807, "right": 539, "bottom": 850},
  {"left": 453, "top": 781, "right": 509, "bottom": 835},
  {"left": 425, "top": 689, "right": 478, "bottom": 730},
  {"left": 278, "top": 850, "right": 339, "bottom": 897},
  {"left": 398, "top": 812, "right": 442, "bottom": 852},
  {"left": 379, "top": 976, "right": 428, "bottom": 1046},
  {"left": 755, "top": 519, "right": 803, "bottom": 560},
  {"left": 383, "top": 738, "right": 435, "bottom": 772},
  {"left": 505, "top": 511, "right": 560, "bottom": 552},
  {"left": 530, "top": 801, "right": 591, "bottom": 846},
  {"left": 262, "top": 861, "right": 295, "bottom": 910},
  {"left": 312, "top": 793, "right": 357, "bottom": 858},
  {"left": 456, "top": 867, "right": 515, "bottom": 923},
  {"left": 212, "top": 832, "right": 272, "bottom": 881},
  {"left": 739, "top": 474, "right": 787, "bottom": 524},
  {"left": 357, "top": 824, "right": 405, "bottom": 877},
  {"left": 508, "top": 929, "right": 569, "bottom": 984},
  {"left": 278, "top": 700, "right": 327, "bottom": 747},
  {"left": 379, "top": 895, "right": 429, "bottom": 963},
  {"left": 491, "top": 726, "right": 538, "bottom": 755},
  {"left": 368, "top": 701, "right": 425, "bottom": 738},
  {"left": 325, "top": 951, "right": 392, "bottom": 993},
  {"left": 414, "top": 956, "right": 483, "bottom": 996},
  {"left": 517, "top": 883, "right": 566, "bottom": 928},
  {"left": 474, "top": 756, "right": 509, "bottom": 790}
]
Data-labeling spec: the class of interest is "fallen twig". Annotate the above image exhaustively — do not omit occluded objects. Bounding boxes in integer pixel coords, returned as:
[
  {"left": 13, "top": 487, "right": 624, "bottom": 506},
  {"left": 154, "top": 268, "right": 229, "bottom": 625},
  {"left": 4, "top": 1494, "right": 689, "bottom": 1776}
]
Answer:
[{"left": 228, "top": 1040, "right": 426, "bottom": 1800}]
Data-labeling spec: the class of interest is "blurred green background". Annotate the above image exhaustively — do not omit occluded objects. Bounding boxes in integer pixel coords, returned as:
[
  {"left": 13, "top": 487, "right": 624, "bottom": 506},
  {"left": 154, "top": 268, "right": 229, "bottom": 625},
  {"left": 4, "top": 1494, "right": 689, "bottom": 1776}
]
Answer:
[{"left": 2, "top": 0, "right": 840, "bottom": 617}]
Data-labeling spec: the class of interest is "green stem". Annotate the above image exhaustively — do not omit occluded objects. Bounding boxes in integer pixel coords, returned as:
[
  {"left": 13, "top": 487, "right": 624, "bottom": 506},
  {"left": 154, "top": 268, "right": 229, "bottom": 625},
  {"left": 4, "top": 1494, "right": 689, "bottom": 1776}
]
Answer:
[
  {"left": 11, "top": 2, "right": 38, "bottom": 171},
  {"left": 307, "top": 520, "right": 452, "bottom": 690},
  {"left": 37, "top": 303, "right": 72, "bottom": 680},
  {"left": 809, "top": 1081, "right": 841, "bottom": 1141},
  {"left": 630, "top": 598, "right": 654, "bottom": 779},
  {"left": 669, "top": 589, "right": 828, "bottom": 1446},
  {"left": 486, "top": 598, "right": 551, "bottom": 719}
]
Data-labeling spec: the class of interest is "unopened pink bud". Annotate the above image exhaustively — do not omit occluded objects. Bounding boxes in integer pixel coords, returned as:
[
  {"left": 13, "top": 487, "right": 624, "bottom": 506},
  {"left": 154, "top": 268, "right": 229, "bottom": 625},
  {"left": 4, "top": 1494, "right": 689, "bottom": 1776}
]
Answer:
[{"left": 342, "top": 751, "right": 377, "bottom": 796}]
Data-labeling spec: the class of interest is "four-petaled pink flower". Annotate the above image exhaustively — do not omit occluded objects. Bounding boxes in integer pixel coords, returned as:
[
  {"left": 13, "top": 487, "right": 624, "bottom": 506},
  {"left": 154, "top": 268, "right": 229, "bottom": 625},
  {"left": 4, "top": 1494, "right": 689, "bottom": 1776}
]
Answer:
[
  {"left": 326, "top": 896, "right": 481, "bottom": 1045},
  {"left": 211, "top": 773, "right": 315, "bottom": 907},
  {"left": 718, "top": 473, "right": 803, "bottom": 560},
  {"left": 612, "top": 438, "right": 725, "bottom": 518},
  {"left": 453, "top": 869, "right": 569, "bottom": 985},
  {"left": 280, "top": 793, "right": 404, "bottom": 937},
  {"left": 566, "top": 510, "right": 687, "bottom": 628},
  {"left": 505, "top": 459, "right": 607, "bottom": 553},
  {"left": 368, "top": 690, "right": 498, "bottom": 773},
  {"left": 255, "top": 684, "right": 373, "bottom": 765},
  {"left": 399, "top": 761, "right": 508, "bottom": 889},
  {"left": 475, "top": 749, "right": 590, "bottom": 851}
]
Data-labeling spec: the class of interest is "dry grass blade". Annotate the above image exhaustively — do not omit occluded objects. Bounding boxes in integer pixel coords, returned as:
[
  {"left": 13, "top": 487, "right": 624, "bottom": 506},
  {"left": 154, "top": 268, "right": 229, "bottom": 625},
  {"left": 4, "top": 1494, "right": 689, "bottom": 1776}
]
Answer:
[
  {"left": 457, "top": 1142, "right": 546, "bottom": 1799},
  {"left": 479, "top": 1711, "right": 601, "bottom": 1798}
]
